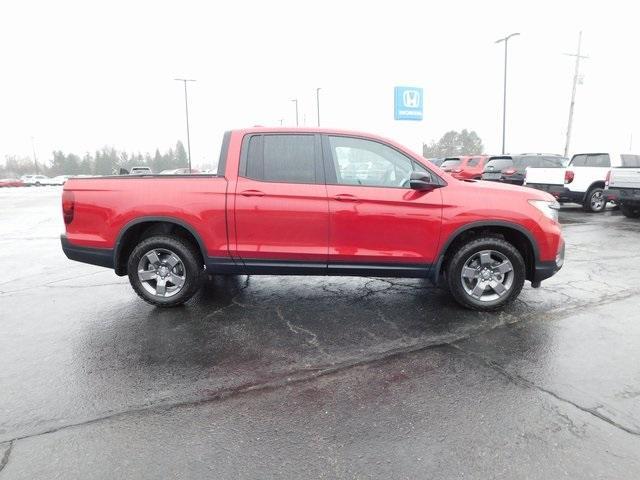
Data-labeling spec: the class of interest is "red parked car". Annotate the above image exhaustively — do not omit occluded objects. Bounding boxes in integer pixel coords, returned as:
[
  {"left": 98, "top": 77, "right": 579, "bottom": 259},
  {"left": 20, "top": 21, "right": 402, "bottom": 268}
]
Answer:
[
  {"left": 61, "top": 128, "right": 564, "bottom": 311},
  {"left": 0, "top": 178, "right": 25, "bottom": 187},
  {"left": 450, "top": 155, "right": 489, "bottom": 180}
]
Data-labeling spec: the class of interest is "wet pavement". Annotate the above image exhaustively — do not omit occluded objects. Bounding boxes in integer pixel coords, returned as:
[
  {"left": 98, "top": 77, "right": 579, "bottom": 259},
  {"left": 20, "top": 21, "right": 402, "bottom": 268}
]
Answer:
[{"left": 1, "top": 187, "right": 640, "bottom": 479}]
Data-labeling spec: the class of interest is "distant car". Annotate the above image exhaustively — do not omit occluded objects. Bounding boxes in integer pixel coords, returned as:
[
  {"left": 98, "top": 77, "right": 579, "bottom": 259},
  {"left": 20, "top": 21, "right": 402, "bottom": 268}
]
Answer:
[
  {"left": 603, "top": 154, "right": 640, "bottom": 218},
  {"left": 526, "top": 152, "right": 633, "bottom": 213},
  {"left": 20, "top": 174, "right": 55, "bottom": 186},
  {"left": 0, "top": 178, "right": 24, "bottom": 187},
  {"left": 129, "top": 167, "right": 153, "bottom": 175},
  {"left": 450, "top": 155, "right": 489, "bottom": 180},
  {"left": 50, "top": 175, "right": 73, "bottom": 185},
  {"left": 482, "top": 154, "right": 567, "bottom": 186}
]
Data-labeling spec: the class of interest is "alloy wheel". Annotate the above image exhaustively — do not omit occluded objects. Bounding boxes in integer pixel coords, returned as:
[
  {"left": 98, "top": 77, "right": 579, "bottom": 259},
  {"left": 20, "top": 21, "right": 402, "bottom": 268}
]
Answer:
[
  {"left": 460, "top": 250, "right": 514, "bottom": 302},
  {"left": 137, "top": 248, "right": 186, "bottom": 298}
]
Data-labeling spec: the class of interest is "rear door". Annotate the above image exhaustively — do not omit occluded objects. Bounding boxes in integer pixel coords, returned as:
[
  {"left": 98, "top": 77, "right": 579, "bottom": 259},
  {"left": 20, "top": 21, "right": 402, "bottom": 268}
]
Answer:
[
  {"left": 322, "top": 134, "right": 442, "bottom": 273},
  {"left": 233, "top": 133, "right": 328, "bottom": 269},
  {"left": 569, "top": 153, "right": 611, "bottom": 192}
]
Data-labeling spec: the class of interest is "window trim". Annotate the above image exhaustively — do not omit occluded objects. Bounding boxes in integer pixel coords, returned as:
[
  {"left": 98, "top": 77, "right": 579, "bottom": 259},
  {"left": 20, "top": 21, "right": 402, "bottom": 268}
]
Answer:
[
  {"left": 238, "top": 133, "right": 324, "bottom": 185},
  {"left": 321, "top": 134, "right": 445, "bottom": 189}
]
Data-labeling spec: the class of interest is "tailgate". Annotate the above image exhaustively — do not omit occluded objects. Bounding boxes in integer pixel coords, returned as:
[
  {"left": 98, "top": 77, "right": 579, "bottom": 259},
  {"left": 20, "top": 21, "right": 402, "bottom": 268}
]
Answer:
[
  {"left": 524, "top": 167, "right": 565, "bottom": 186},
  {"left": 609, "top": 168, "right": 640, "bottom": 189}
]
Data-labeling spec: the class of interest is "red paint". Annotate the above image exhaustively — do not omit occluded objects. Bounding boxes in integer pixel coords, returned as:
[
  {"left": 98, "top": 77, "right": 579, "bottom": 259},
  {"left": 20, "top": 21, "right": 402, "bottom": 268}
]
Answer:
[
  {"left": 450, "top": 155, "right": 489, "bottom": 180},
  {"left": 63, "top": 128, "right": 563, "bottom": 266}
]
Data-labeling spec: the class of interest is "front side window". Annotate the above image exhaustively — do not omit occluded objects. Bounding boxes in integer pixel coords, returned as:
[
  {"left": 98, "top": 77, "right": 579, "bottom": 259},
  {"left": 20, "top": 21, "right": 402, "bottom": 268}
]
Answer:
[
  {"left": 245, "top": 134, "right": 316, "bottom": 183},
  {"left": 328, "top": 136, "right": 419, "bottom": 188}
]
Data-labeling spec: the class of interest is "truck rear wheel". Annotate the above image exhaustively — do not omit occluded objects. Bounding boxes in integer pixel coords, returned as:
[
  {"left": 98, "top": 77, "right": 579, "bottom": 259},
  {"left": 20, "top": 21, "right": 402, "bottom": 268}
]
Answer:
[
  {"left": 446, "top": 237, "right": 525, "bottom": 311},
  {"left": 621, "top": 204, "right": 640, "bottom": 218},
  {"left": 583, "top": 187, "right": 606, "bottom": 213},
  {"left": 127, "top": 235, "right": 203, "bottom": 307}
]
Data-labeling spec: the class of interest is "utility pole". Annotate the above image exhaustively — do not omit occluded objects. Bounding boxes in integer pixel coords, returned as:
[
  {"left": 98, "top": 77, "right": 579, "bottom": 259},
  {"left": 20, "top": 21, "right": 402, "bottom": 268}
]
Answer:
[
  {"left": 563, "top": 32, "right": 589, "bottom": 158},
  {"left": 30, "top": 136, "right": 39, "bottom": 174},
  {"left": 495, "top": 32, "right": 520, "bottom": 154},
  {"left": 174, "top": 78, "right": 196, "bottom": 172},
  {"left": 291, "top": 99, "right": 299, "bottom": 127},
  {"left": 316, "top": 88, "right": 321, "bottom": 127}
]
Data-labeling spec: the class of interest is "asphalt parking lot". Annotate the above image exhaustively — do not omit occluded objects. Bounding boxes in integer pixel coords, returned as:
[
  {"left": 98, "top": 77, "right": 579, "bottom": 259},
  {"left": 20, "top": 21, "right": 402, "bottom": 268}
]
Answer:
[{"left": 1, "top": 186, "right": 640, "bottom": 479}]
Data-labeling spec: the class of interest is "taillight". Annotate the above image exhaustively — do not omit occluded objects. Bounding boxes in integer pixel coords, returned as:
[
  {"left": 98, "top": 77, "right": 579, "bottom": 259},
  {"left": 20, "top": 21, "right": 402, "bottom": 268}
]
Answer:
[
  {"left": 502, "top": 168, "right": 516, "bottom": 175},
  {"left": 605, "top": 170, "right": 611, "bottom": 187},
  {"left": 62, "top": 190, "right": 75, "bottom": 224},
  {"left": 564, "top": 170, "right": 574, "bottom": 184}
]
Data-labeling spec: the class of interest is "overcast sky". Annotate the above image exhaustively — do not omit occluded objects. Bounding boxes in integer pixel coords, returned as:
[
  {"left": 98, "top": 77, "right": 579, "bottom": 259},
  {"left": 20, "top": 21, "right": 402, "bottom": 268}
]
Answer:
[{"left": 1, "top": 0, "right": 639, "bottom": 167}]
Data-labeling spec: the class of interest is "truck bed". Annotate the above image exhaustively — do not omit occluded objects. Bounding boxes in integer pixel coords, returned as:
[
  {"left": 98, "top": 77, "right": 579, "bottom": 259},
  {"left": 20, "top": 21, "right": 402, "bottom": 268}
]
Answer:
[
  {"left": 524, "top": 167, "right": 566, "bottom": 187},
  {"left": 608, "top": 168, "right": 640, "bottom": 190}
]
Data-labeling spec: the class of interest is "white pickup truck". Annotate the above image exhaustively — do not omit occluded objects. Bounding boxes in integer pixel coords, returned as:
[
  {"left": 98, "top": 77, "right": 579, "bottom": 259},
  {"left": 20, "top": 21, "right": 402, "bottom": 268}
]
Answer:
[
  {"left": 604, "top": 155, "right": 640, "bottom": 218},
  {"left": 525, "top": 153, "right": 627, "bottom": 213}
]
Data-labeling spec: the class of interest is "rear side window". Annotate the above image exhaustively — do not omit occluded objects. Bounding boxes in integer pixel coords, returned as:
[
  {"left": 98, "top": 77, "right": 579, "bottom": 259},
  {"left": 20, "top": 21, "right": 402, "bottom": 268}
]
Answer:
[
  {"left": 440, "top": 158, "right": 461, "bottom": 168},
  {"left": 244, "top": 134, "right": 316, "bottom": 183},
  {"left": 467, "top": 157, "right": 481, "bottom": 166},
  {"left": 571, "top": 154, "right": 611, "bottom": 167},
  {"left": 620, "top": 154, "right": 640, "bottom": 167},
  {"left": 484, "top": 159, "right": 512, "bottom": 171}
]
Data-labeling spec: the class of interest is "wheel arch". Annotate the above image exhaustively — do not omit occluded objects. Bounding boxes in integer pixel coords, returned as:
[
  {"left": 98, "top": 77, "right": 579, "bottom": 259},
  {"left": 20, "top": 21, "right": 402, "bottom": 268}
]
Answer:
[
  {"left": 432, "top": 221, "right": 539, "bottom": 284},
  {"left": 114, "top": 216, "right": 207, "bottom": 275}
]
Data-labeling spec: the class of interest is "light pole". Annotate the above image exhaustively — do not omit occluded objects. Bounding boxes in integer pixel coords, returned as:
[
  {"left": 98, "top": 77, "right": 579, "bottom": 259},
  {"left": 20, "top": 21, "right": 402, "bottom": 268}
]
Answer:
[
  {"left": 30, "top": 136, "right": 39, "bottom": 174},
  {"left": 495, "top": 33, "right": 519, "bottom": 154},
  {"left": 316, "top": 88, "right": 321, "bottom": 127},
  {"left": 174, "top": 78, "right": 196, "bottom": 172},
  {"left": 291, "top": 98, "right": 299, "bottom": 127}
]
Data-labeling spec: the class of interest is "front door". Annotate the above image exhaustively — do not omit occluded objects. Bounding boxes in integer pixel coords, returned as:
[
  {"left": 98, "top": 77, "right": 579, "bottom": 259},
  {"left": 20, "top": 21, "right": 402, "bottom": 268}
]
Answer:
[
  {"left": 322, "top": 135, "right": 442, "bottom": 274},
  {"left": 234, "top": 133, "right": 328, "bottom": 271}
]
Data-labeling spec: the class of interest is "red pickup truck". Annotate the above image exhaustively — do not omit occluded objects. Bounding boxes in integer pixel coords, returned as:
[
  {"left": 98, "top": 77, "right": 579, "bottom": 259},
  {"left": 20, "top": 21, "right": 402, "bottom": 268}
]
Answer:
[{"left": 61, "top": 128, "right": 564, "bottom": 310}]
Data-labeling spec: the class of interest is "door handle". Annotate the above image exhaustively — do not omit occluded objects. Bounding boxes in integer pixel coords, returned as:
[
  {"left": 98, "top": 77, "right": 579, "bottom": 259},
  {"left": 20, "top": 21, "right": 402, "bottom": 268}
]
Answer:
[
  {"left": 239, "top": 189, "right": 265, "bottom": 197},
  {"left": 333, "top": 194, "right": 359, "bottom": 202}
]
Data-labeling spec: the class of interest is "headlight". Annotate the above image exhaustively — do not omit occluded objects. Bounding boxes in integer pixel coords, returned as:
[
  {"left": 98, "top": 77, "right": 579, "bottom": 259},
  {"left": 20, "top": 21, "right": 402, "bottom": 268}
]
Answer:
[{"left": 528, "top": 199, "right": 560, "bottom": 222}]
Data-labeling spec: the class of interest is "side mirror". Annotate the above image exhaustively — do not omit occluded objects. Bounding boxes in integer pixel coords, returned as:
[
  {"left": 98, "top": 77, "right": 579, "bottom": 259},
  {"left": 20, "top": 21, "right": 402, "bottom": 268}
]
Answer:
[{"left": 409, "top": 171, "right": 439, "bottom": 190}]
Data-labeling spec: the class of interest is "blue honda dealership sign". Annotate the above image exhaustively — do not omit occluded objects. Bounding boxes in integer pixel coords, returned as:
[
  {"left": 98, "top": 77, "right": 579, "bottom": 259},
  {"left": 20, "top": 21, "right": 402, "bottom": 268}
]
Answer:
[{"left": 394, "top": 86, "right": 423, "bottom": 121}]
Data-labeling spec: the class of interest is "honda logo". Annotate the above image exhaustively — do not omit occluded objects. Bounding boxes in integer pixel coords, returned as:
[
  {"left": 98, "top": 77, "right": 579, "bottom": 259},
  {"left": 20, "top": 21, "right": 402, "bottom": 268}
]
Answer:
[{"left": 402, "top": 90, "right": 420, "bottom": 108}]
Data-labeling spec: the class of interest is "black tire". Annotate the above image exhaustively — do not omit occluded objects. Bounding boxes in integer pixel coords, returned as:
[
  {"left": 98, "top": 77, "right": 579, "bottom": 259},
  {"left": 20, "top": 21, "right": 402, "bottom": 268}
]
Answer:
[
  {"left": 446, "top": 236, "right": 526, "bottom": 311},
  {"left": 621, "top": 204, "right": 640, "bottom": 218},
  {"left": 127, "top": 235, "right": 203, "bottom": 307},
  {"left": 583, "top": 187, "right": 606, "bottom": 213}
]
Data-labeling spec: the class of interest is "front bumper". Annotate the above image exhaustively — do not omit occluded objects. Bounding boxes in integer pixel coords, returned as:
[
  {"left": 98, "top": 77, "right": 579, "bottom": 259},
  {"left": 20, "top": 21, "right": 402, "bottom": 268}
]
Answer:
[{"left": 532, "top": 240, "right": 564, "bottom": 285}]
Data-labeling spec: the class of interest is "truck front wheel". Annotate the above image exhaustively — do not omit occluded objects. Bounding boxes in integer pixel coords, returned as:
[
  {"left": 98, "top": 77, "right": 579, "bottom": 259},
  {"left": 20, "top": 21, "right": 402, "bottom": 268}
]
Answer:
[
  {"left": 127, "top": 235, "right": 203, "bottom": 307},
  {"left": 446, "top": 237, "right": 526, "bottom": 311}
]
